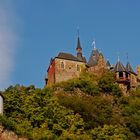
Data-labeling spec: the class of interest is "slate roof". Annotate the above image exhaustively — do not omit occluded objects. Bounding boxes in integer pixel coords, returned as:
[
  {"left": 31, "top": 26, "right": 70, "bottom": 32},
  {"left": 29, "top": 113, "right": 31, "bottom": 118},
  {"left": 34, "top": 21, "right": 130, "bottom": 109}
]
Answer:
[
  {"left": 114, "top": 60, "right": 126, "bottom": 72},
  {"left": 106, "top": 60, "right": 111, "bottom": 67},
  {"left": 87, "top": 48, "right": 99, "bottom": 67},
  {"left": 77, "top": 52, "right": 86, "bottom": 62},
  {"left": 76, "top": 37, "right": 82, "bottom": 50},
  {"left": 99, "top": 52, "right": 104, "bottom": 58},
  {"left": 56, "top": 52, "right": 84, "bottom": 62},
  {"left": 126, "top": 62, "right": 136, "bottom": 75}
]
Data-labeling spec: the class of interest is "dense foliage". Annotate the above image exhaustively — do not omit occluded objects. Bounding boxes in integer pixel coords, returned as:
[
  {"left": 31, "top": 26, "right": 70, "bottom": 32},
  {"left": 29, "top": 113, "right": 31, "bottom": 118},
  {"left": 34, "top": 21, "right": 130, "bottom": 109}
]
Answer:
[{"left": 0, "top": 71, "right": 140, "bottom": 139}]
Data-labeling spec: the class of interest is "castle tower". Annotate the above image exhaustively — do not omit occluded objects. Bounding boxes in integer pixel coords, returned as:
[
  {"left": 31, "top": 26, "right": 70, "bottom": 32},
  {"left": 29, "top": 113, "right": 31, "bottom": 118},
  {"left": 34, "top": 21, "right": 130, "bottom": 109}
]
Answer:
[
  {"left": 76, "top": 36, "right": 86, "bottom": 62},
  {"left": 126, "top": 62, "right": 137, "bottom": 88},
  {"left": 98, "top": 52, "right": 106, "bottom": 70},
  {"left": 87, "top": 40, "right": 99, "bottom": 67},
  {"left": 87, "top": 40, "right": 107, "bottom": 74},
  {"left": 114, "top": 59, "right": 130, "bottom": 93}
]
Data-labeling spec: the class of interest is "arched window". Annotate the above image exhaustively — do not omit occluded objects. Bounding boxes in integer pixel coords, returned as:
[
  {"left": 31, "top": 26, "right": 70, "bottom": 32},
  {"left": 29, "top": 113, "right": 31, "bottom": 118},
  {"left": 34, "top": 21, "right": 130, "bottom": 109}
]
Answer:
[
  {"left": 77, "top": 64, "right": 80, "bottom": 71},
  {"left": 61, "top": 61, "right": 64, "bottom": 69}
]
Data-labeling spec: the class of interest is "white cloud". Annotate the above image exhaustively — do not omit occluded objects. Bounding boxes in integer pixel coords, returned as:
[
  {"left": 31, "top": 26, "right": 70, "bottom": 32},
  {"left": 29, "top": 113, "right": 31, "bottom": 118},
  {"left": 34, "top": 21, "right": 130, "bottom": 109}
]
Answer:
[{"left": 0, "top": 3, "right": 17, "bottom": 89}]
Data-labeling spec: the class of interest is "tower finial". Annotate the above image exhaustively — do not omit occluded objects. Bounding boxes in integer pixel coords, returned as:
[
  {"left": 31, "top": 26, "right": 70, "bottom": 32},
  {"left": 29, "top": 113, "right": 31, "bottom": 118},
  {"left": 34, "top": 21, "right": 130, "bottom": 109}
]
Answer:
[
  {"left": 77, "top": 26, "right": 80, "bottom": 37},
  {"left": 117, "top": 52, "right": 120, "bottom": 62},
  {"left": 126, "top": 52, "right": 129, "bottom": 62},
  {"left": 76, "top": 26, "right": 82, "bottom": 52},
  {"left": 92, "top": 39, "right": 96, "bottom": 49}
]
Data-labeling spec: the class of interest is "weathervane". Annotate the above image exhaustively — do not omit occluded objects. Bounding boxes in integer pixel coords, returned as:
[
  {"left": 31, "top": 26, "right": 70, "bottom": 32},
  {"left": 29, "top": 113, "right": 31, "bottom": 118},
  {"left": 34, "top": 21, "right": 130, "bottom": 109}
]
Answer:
[{"left": 92, "top": 39, "right": 96, "bottom": 49}]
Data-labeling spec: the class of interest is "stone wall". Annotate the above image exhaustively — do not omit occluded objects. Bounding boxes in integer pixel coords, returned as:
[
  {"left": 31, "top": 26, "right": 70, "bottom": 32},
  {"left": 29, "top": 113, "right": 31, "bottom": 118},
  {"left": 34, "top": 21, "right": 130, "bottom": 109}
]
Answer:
[
  {"left": 47, "top": 60, "right": 55, "bottom": 85},
  {"left": 130, "top": 73, "right": 137, "bottom": 88},
  {"left": 88, "top": 55, "right": 106, "bottom": 75},
  {"left": 118, "top": 83, "right": 128, "bottom": 95},
  {"left": 55, "top": 58, "right": 85, "bottom": 83}
]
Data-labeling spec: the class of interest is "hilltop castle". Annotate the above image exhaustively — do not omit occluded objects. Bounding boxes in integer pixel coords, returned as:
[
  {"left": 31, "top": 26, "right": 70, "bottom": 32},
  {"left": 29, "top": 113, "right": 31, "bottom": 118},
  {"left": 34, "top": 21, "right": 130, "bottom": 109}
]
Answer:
[{"left": 46, "top": 36, "right": 140, "bottom": 93}]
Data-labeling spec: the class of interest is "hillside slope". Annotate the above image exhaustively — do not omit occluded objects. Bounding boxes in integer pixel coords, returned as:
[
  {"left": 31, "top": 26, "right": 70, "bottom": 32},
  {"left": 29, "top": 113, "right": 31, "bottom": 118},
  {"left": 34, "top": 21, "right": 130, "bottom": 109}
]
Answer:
[{"left": 1, "top": 71, "right": 140, "bottom": 140}]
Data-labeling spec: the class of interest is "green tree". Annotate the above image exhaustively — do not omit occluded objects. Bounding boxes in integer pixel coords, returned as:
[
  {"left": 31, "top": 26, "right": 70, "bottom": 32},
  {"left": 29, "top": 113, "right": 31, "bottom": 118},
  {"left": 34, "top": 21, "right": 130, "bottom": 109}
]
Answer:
[{"left": 91, "top": 125, "right": 135, "bottom": 140}]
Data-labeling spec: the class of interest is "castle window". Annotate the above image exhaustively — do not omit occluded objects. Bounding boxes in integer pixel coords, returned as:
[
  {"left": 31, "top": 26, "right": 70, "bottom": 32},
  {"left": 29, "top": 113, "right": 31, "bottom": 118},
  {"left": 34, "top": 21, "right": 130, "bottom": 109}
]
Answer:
[
  {"left": 126, "top": 73, "right": 128, "bottom": 78},
  {"left": 61, "top": 61, "right": 65, "bottom": 69},
  {"left": 119, "top": 72, "right": 123, "bottom": 78},
  {"left": 77, "top": 64, "right": 80, "bottom": 71}
]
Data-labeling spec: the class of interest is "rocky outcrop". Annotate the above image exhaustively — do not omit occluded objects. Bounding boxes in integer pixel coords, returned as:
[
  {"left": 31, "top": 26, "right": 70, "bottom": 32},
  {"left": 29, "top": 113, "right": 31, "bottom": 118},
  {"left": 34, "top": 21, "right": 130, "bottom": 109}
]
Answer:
[{"left": 0, "top": 125, "right": 28, "bottom": 140}]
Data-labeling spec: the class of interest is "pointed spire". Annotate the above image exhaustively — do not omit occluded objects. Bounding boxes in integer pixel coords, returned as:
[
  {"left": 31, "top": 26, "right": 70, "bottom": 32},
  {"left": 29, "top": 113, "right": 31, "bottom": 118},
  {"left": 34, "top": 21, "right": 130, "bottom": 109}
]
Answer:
[
  {"left": 126, "top": 62, "right": 134, "bottom": 73},
  {"left": 114, "top": 59, "right": 126, "bottom": 72},
  {"left": 76, "top": 28, "right": 82, "bottom": 52},
  {"left": 126, "top": 53, "right": 129, "bottom": 62},
  {"left": 75, "top": 28, "right": 85, "bottom": 62},
  {"left": 77, "top": 26, "right": 79, "bottom": 37},
  {"left": 106, "top": 59, "right": 111, "bottom": 67},
  {"left": 125, "top": 53, "right": 135, "bottom": 74},
  {"left": 76, "top": 37, "right": 82, "bottom": 51},
  {"left": 117, "top": 52, "right": 120, "bottom": 62}
]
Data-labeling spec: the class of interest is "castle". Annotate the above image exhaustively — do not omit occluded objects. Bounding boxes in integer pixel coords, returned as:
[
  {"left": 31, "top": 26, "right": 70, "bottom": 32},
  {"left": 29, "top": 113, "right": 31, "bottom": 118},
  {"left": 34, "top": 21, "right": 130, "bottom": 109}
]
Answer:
[{"left": 46, "top": 36, "right": 140, "bottom": 93}]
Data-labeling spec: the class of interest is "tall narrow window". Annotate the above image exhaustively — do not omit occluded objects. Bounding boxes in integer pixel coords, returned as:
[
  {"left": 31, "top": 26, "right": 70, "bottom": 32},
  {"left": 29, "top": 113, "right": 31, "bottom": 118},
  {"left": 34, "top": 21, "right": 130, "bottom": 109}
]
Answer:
[
  {"left": 61, "top": 62, "right": 64, "bottom": 69},
  {"left": 77, "top": 64, "right": 80, "bottom": 71},
  {"left": 119, "top": 72, "right": 123, "bottom": 78}
]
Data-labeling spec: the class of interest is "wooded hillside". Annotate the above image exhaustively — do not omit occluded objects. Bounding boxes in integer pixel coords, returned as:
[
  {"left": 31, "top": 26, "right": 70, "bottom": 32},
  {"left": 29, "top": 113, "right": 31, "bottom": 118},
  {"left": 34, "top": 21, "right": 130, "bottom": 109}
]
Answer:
[{"left": 0, "top": 71, "right": 140, "bottom": 140}]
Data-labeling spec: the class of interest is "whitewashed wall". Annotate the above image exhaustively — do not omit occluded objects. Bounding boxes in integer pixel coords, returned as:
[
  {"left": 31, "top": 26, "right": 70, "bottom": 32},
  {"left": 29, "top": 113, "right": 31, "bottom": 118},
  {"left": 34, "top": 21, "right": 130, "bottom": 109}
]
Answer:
[{"left": 0, "top": 96, "right": 3, "bottom": 115}]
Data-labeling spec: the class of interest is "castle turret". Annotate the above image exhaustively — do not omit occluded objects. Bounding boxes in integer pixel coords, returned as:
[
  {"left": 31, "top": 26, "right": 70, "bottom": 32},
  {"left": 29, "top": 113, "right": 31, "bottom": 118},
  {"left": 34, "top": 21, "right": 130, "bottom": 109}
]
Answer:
[
  {"left": 114, "top": 59, "right": 130, "bottom": 93},
  {"left": 76, "top": 36, "right": 86, "bottom": 62},
  {"left": 126, "top": 62, "right": 135, "bottom": 74},
  {"left": 125, "top": 62, "right": 137, "bottom": 88},
  {"left": 87, "top": 40, "right": 99, "bottom": 67}
]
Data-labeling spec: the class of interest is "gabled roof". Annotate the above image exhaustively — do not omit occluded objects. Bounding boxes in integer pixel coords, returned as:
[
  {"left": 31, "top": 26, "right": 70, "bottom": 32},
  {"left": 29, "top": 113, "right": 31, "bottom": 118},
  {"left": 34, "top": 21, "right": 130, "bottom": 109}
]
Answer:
[
  {"left": 56, "top": 52, "right": 84, "bottom": 62},
  {"left": 126, "top": 62, "right": 136, "bottom": 75},
  {"left": 114, "top": 60, "right": 126, "bottom": 72},
  {"left": 87, "top": 48, "right": 99, "bottom": 67}
]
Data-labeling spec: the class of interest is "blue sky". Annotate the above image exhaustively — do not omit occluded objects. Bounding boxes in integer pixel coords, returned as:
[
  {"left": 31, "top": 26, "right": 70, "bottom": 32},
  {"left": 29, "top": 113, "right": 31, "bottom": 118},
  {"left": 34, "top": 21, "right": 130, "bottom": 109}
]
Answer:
[{"left": 0, "top": 0, "right": 140, "bottom": 89}]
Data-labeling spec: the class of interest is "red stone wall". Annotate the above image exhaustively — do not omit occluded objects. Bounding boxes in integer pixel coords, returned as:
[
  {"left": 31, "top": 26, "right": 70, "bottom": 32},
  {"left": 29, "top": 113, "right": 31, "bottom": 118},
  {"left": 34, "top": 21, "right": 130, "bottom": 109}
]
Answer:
[{"left": 47, "top": 60, "right": 55, "bottom": 85}]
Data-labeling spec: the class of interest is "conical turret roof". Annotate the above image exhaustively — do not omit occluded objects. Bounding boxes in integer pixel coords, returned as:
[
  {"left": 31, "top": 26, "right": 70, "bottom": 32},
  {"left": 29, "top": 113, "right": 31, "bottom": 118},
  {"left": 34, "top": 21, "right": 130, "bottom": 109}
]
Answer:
[
  {"left": 106, "top": 60, "right": 111, "bottom": 67},
  {"left": 114, "top": 60, "right": 126, "bottom": 72},
  {"left": 87, "top": 48, "right": 99, "bottom": 67},
  {"left": 126, "top": 62, "right": 134, "bottom": 73},
  {"left": 126, "top": 62, "right": 136, "bottom": 75}
]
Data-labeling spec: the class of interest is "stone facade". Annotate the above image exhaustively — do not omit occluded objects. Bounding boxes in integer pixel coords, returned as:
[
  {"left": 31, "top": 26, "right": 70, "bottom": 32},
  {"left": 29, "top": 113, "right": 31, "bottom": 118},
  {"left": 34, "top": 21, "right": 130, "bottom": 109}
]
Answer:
[
  {"left": 55, "top": 58, "right": 85, "bottom": 83},
  {"left": 47, "top": 57, "right": 85, "bottom": 85},
  {"left": 130, "top": 73, "right": 137, "bottom": 88},
  {"left": 88, "top": 53, "right": 107, "bottom": 75},
  {"left": 46, "top": 37, "right": 139, "bottom": 93}
]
